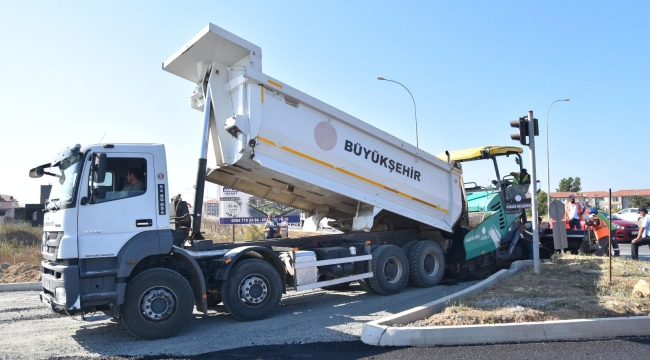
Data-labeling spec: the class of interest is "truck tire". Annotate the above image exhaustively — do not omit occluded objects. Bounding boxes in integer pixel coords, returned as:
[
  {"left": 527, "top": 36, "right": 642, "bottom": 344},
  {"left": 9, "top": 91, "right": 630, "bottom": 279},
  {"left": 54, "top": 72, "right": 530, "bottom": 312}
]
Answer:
[
  {"left": 358, "top": 279, "right": 376, "bottom": 293},
  {"left": 408, "top": 241, "right": 445, "bottom": 288},
  {"left": 368, "top": 245, "right": 409, "bottom": 295},
  {"left": 220, "top": 259, "right": 283, "bottom": 321},
  {"left": 121, "top": 268, "right": 194, "bottom": 340},
  {"left": 401, "top": 240, "right": 419, "bottom": 286},
  {"left": 401, "top": 240, "right": 418, "bottom": 256}
]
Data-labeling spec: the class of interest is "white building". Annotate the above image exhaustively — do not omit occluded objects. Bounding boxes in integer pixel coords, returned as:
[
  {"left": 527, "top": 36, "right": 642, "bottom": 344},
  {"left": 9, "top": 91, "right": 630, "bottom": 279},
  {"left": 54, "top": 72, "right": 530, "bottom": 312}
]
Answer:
[{"left": 0, "top": 194, "right": 18, "bottom": 223}]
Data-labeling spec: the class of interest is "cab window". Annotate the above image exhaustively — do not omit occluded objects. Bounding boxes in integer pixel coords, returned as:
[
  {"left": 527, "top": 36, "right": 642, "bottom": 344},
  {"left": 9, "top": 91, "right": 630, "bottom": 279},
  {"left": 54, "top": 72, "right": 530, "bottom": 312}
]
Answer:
[{"left": 91, "top": 157, "right": 147, "bottom": 203}]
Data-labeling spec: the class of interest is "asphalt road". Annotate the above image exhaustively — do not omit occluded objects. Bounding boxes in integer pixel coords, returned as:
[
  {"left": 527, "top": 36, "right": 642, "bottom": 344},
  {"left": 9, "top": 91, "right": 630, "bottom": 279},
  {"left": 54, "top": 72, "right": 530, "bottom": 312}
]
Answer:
[
  {"left": 618, "top": 242, "right": 650, "bottom": 261},
  {"left": 0, "top": 280, "right": 477, "bottom": 359},
  {"left": 94, "top": 337, "right": 650, "bottom": 359}
]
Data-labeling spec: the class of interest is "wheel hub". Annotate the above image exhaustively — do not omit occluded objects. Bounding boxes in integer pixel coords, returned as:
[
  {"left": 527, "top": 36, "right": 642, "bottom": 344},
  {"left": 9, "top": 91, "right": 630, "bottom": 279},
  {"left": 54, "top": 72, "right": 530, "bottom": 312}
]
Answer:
[
  {"left": 423, "top": 253, "right": 439, "bottom": 276},
  {"left": 239, "top": 275, "right": 268, "bottom": 305},
  {"left": 384, "top": 256, "right": 402, "bottom": 283},
  {"left": 140, "top": 287, "right": 176, "bottom": 321}
]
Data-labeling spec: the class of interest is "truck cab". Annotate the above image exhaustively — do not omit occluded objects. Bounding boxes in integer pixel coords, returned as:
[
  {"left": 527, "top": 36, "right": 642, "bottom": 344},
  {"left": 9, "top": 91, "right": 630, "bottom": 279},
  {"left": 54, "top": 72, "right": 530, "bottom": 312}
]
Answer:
[{"left": 34, "top": 144, "right": 175, "bottom": 316}]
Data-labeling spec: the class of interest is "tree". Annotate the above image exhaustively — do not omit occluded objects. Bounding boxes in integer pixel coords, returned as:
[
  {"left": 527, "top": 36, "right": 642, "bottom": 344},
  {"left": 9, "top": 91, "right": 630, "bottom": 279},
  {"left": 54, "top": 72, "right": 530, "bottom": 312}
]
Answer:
[
  {"left": 556, "top": 177, "right": 582, "bottom": 192},
  {"left": 526, "top": 191, "right": 548, "bottom": 219},
  {"left": 630, "top": 195, "right": 650, "bottom": 209},
  {"left": 537, "top": 190, "right": 548, "bottom": 217}
]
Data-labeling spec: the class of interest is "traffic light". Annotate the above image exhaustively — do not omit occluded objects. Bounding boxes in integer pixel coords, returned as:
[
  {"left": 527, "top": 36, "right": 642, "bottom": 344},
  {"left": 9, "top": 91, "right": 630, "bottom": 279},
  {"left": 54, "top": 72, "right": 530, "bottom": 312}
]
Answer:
[
  {"left": 510, "top": 117, "right": 540, "bottom": 146},
  {"left": 510, "top": 116, "right": 528, "bottom": 145}
]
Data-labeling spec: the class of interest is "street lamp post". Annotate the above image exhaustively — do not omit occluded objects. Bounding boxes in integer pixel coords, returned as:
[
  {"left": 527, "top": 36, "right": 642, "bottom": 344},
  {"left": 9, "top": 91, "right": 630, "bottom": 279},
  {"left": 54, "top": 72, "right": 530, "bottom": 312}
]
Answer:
[
  {"left": 377, "top": 77, "right": 419, "bottom": 148},
  {"left": 546, "top": 98, "right": 570, "bottom": 217}
]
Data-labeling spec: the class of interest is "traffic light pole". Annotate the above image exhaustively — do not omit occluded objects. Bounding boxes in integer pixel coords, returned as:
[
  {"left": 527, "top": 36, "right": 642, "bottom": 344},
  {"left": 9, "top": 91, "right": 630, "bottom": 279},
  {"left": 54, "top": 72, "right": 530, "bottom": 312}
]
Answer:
[{"left": 527, "top": 110, "right": 540, "bottom": 275}]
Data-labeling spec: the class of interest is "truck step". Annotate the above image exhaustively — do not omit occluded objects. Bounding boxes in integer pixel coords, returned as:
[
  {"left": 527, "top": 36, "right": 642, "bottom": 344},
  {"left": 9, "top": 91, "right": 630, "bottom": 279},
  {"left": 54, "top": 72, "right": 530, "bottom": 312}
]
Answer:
[{"left": 81, "top": 291, "right": 119, "bottom": 302}]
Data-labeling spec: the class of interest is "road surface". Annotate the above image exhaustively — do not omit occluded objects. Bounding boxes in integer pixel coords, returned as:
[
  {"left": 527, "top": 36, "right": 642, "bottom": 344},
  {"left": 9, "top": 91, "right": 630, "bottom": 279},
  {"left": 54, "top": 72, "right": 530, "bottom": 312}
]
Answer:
[{"left": 0, "top": 280, "right": 475, "bottom": 359}]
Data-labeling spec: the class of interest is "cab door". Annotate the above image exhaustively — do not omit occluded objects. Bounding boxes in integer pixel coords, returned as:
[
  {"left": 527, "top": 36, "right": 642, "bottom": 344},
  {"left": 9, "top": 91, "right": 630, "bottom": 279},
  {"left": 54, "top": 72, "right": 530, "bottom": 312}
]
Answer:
[{"left": 77, "top": 153, "right": 156, "bottom": 258}]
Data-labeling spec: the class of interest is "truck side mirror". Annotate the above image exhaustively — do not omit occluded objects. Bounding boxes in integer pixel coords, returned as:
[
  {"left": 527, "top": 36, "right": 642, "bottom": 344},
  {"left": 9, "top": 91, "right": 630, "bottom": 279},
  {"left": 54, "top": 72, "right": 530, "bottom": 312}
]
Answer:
[
  {"left": 93, "top": 153, "right": 107, "bottom": 183},
  {"left": 29, "top": 167, "right": 44, "bottom": 178}
]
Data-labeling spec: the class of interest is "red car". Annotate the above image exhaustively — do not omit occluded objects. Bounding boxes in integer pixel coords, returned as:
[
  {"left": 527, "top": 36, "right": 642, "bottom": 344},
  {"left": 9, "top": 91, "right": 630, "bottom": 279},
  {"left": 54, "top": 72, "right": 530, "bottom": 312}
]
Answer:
[{"left": 550, "top": 210, "right": 639, "bottom": 242}]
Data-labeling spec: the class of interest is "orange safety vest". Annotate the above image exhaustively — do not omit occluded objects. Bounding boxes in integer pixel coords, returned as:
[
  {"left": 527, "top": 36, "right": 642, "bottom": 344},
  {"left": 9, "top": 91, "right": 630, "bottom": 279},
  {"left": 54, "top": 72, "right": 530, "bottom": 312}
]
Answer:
[
  {"left": 592, "top": 218, "right": 610, "bottom": 240},
  {"left": 564, "top": 202, "right": 584, "bottom": 221}
]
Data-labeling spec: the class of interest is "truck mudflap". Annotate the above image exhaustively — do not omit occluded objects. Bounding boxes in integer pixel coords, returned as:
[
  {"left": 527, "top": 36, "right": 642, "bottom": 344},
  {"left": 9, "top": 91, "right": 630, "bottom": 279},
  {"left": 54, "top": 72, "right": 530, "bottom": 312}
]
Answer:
[
  {"left": 170, "top": 247, "right": 208, "bottom": 314},
  {"left": 40, "top": 260, "right": 81, "bottom": 312}
]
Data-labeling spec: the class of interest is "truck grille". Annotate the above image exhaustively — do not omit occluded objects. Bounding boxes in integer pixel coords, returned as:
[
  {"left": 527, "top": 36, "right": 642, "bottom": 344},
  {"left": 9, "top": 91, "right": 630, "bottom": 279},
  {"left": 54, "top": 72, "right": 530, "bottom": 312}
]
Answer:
[{"left": 42, "top": 232, "right": 64, "bottom": 260}]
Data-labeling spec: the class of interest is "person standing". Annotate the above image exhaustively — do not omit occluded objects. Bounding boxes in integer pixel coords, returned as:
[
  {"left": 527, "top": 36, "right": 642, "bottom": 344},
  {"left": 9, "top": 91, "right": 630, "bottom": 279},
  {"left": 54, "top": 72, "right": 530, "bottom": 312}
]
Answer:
[
  {"left": 564, "top": 195, "right": 585, "bottom": 230},
  {"left": 591, "top": 208, "right": 620, "bottom": 257},
  {"left": 263, "top": 214, "right": 278, "bottom": 239},
  {"left": 631, "top": 207, "right": 650, "bottom": 260},
  {"left": 279, "top": 215, "right": 289, "bottom": 238}
]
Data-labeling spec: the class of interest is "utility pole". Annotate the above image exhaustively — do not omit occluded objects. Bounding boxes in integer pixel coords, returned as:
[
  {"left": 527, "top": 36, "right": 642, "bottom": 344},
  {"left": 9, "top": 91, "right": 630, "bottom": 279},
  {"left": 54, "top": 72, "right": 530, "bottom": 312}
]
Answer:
[
  {"left": 510, "top": 111, "right": 541, "bottom": 274},
  {"left": 528, "top": 110, "right": 540, "bottom": 275}
]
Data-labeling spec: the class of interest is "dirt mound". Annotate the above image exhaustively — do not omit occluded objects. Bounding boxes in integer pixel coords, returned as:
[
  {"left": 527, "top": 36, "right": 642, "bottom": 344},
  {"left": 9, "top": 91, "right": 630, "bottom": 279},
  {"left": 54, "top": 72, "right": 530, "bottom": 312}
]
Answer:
[
  {"left": 0, "top": 262, "right": 41, "bottom": 283},
  {"left": 411, "top": 306, "right": 548, "bottom": 326}
]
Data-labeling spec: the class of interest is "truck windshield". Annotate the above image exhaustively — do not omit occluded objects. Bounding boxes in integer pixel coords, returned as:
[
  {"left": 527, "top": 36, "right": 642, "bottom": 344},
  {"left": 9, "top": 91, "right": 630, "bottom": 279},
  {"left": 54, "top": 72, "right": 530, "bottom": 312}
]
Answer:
[{"left": 48, "top": 152, "right": 84, "bottom": 208}]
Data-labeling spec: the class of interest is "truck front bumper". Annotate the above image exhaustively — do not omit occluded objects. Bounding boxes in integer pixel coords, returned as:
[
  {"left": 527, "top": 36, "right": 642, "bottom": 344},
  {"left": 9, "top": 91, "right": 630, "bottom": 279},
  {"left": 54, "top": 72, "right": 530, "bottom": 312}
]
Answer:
[{"left": 40, "top": 260, "right": 81, "bottom": 313}]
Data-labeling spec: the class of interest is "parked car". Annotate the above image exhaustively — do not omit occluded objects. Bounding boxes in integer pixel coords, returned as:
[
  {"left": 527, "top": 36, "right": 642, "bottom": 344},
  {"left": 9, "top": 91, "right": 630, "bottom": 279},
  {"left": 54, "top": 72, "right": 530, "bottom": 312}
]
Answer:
[
  {"left": 548, "top": 210, "right": 640, "bottom": 242},
  {"left": 615, "top": 208, "right": 641, "bottom": 222},
  {"left": 584, "top": 210, "right": 640, "bottom": 242}
]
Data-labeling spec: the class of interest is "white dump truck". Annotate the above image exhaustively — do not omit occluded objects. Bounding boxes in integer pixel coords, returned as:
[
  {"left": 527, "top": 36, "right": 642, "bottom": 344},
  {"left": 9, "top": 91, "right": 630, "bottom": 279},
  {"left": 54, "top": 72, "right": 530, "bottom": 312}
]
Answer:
[{"left": 32, "top": 24, "right": 534, "bottom": 339}]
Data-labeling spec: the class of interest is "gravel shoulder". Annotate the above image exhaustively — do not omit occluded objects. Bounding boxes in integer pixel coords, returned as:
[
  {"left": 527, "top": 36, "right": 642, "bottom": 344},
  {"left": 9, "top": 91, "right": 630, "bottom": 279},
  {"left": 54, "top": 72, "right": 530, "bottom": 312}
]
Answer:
[{"left": 0, "top": 280, "right": 476, "bottom": 359}]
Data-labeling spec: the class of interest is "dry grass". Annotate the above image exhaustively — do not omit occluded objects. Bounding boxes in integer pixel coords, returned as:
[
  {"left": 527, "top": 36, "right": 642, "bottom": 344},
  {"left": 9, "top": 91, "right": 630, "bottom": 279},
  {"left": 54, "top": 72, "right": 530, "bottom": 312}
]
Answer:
[
  {"left": 410, "top": 255, "right": 650, "bottom": 327},
  {"left": 0, "top": 222, "right": 42, "bottom": 267}
]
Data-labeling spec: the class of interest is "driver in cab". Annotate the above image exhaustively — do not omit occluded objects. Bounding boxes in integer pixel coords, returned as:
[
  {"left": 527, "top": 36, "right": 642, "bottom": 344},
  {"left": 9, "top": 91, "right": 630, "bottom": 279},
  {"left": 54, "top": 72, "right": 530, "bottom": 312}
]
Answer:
[{"left": 121, "top": 167, "right": 145, "bottom": 195}]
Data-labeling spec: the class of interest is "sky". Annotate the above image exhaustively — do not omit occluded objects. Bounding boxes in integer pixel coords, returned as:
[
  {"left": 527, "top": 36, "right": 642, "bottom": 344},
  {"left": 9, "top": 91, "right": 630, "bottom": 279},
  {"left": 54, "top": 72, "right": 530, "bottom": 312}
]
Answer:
[{"left": 0, "top": 1, "right": 648, "bottom": 205}]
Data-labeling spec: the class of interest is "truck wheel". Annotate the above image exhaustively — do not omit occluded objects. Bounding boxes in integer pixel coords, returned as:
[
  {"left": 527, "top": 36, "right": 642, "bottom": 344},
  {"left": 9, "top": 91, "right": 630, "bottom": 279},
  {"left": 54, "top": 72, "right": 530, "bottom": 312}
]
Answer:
[
  {"left": 401, "top": 240, "right": 419, "bottom": 286},
  {"left": 368, "top": 245, "right": 409, "bottom": 295},
  {"left": 220, "top": 259, "right": 283, "bottom": 321},
  {"left": 121, "top": 268, "right": 194, "bottom": 340},
  {"left": 408, "top": 241, "right": 445, "bottom": 288},
  {"left": 401, "top": 240, "right": 418, "bottom": 255},
  {"left": 358, "top": 279, "right": 376, "bottom": 293}
]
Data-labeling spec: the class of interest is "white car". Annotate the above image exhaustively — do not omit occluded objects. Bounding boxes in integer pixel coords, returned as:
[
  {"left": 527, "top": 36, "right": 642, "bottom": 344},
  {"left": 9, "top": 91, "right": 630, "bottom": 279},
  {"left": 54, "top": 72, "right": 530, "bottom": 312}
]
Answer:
[{"left": 615, "top": 208, "right": 642, "bottom": 222}]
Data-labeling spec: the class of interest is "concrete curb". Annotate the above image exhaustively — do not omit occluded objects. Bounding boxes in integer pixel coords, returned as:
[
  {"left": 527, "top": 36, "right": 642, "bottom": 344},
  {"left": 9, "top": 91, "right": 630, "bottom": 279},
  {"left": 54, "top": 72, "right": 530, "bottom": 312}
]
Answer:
[
  {"left": 0, "top": 282, "right": 41, "bottom": 292},
  {"left": 361, "top": 260, "right": 650, "bottom": 346}
]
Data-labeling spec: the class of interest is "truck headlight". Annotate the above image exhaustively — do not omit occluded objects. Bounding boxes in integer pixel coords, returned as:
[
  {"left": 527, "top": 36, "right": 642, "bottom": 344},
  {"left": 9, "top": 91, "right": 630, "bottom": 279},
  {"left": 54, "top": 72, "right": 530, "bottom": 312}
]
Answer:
[{"left": 55, "top": 287, "right": 66, "bottom": 304}]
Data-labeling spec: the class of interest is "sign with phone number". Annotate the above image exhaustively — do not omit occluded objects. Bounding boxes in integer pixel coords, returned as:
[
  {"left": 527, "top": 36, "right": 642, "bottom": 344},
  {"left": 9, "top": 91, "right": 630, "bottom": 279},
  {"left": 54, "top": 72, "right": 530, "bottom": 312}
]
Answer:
[{"left": 220, "top": 216, "right": 300, "bottom": 225}]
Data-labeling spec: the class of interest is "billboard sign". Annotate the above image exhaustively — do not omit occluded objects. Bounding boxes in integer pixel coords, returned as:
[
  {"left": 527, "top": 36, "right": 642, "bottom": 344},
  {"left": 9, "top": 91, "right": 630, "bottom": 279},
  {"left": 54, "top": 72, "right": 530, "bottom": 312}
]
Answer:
[{"left": 218, "top": 186, "right": 301, "bottom": 225}]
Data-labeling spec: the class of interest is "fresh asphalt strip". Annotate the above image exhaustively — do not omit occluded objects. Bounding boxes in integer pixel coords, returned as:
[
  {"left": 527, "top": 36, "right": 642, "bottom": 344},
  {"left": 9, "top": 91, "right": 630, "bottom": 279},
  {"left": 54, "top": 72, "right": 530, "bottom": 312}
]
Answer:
[{"left": 361, "top": 260, "right": 650, "bottom": 346}]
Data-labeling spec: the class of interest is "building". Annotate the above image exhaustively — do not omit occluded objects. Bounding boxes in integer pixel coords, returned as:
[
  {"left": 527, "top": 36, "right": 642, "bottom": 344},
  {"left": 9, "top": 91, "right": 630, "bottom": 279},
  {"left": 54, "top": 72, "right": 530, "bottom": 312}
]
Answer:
[
  {"left": 0, "top": 194, "right": 19, "bottom": 223},
  {"left": 612, "top": 189, "right": 650, "bottom": 209},
  {"left": 550, "top": 188, "right": 650, "bottom": 212},
  {"left": 204, "top": 198, "right": 218, "bottom": 216}
]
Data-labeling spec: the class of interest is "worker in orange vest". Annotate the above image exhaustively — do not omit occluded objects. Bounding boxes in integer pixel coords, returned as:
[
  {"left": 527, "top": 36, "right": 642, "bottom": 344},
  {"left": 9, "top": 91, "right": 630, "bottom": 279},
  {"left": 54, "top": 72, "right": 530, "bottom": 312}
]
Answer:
[
  {"left": 564, "top": 194, "right": 585, "bottom": 230},
  {"left": 585, "top": 212, "right": 611, "bottom": 256}
]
